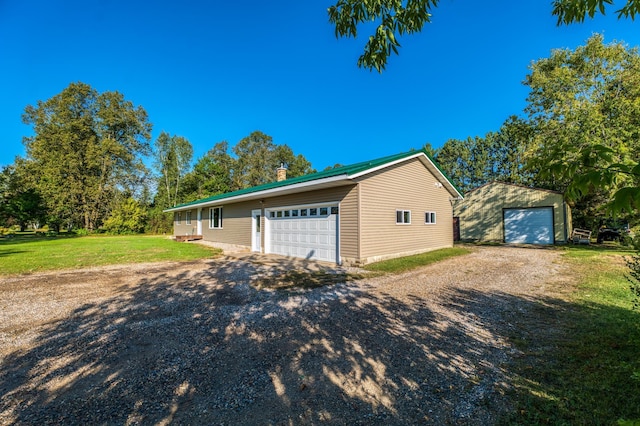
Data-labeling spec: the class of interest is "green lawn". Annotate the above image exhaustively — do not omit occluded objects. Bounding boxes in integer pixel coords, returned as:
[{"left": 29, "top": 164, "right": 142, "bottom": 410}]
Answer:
[
  {"left": 0, "top": 234, "right": 221, "bottom": 275},
  {"left": 503, "top": 245, "right": 640, "bottom": 424},
  {"left": 363, "top": 247, "right": 472, "bottom": 273}
]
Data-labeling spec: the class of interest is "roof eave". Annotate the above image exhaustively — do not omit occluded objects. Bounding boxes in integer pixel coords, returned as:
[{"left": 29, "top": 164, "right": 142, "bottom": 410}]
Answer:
[{"left": 164, "top": 174, "right": 352, "bottom": 212}]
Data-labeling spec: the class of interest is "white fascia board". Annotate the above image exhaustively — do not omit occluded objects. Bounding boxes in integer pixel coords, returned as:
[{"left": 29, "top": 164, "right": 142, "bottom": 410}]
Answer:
[
  {"left": 348, "top": 151, "right": 463, "bottom": 199},
  {"left": 164, "top": 174, "right": 350, "bottom": 212}
]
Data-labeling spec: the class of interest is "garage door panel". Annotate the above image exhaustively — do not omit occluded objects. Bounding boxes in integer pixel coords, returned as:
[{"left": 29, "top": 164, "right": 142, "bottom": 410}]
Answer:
[
  {"left": 504, "top": 208, "right": 553, "bottom": 245},
  {"left": 267, "top": 204, "right": 338, "bottom": 262}
]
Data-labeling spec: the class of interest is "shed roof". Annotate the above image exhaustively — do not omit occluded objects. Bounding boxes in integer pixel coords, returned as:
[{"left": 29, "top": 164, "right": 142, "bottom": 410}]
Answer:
[
  {"left": 464, "top": 181, "right": 563, "bottom": 196},
  {"left": 165, "top": 149, "right": 462, "bottom": 212}
]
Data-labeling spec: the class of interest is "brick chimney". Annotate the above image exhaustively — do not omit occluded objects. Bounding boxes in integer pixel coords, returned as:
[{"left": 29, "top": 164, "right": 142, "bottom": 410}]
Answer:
[{"left": 276, "top": 163, "right": 287, "bottom": 182}]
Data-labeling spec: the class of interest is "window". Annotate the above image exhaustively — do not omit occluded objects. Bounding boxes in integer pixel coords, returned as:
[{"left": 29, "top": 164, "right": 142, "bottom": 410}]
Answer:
[
  {"left": 319, "top": 207, "right": 328, "bottom": 216},
  {"left": 270, "top": 211, "right": 275, "bottom": 218},
  {"left": 331, "top": 206, "right": 339, "bottom": 215},
  {"left": 176, "top": 212, "right": 181, "bottom": 225},
  {"left": 425, "top": 211, "right": 436, "bottom": 224},
  {"left": 309, "top": 208, "right": 318, "bottom": 216},
  {"left": 284, "top": 210, "right": 290, "bottom": 217},
  {"left": 276, "top": 210, "right": 283, "bottom": 218},
  {"left": 186, "top": 211, "right": 191, "bottom": 225},
  {"left": 396, "top": 210, "right": 411, "bottom": 224},
  {"left": 300, "top": 209, "right": 308, "bottom": 217},
  {"left": 291, "top": 209, "right": 299, "bottom": 217},
  {"left": 209, "top": 207, "right": 222, "bottom": 229}
]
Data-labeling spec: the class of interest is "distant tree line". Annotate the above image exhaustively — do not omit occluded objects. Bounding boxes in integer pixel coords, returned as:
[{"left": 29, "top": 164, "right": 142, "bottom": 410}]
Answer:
[
  {"left": 1, "top": 34, "right": 639, "bottom": 235},
  {"left": 0, "top": 83, "right": 314, "bottom": 235},
  {"left": 429, "top": 34, "right": 640, "bottom": 230}
]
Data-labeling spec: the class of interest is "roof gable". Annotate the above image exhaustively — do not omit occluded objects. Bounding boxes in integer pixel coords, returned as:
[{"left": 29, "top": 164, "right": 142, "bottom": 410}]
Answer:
[{"left": 166, "top": 149, "right": 461, "bottom": 211}]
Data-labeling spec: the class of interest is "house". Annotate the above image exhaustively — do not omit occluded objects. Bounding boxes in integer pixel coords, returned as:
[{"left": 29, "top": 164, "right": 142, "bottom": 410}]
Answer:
[
  {"left": 452, "top": 181, "right": 572, "bottom": 245},
  {"left": 166, "top": 149, "right": 462, "bottom": 265}
]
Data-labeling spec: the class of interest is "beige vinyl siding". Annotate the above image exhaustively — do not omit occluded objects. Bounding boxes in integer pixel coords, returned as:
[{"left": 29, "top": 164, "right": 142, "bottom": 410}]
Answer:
[
  {"left": 453, "top": 182, "right": 569, "bottom": 242},
  {"left": 201, "top": 201, "right": 260, "bottom": 246},
  {"left": 357, "top": 158, "right": 453, "bottom": 261},
  {"left": 173, "top": 208, "right": 198, "bottom": 236},
  {"left": 261, "top": 184, "right": 359, "bottom": 260}
]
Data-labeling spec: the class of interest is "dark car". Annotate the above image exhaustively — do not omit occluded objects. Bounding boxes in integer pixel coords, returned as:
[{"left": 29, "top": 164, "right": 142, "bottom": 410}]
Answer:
[{"left": 597, "top": 221, "right": 631, "bottom": 244}]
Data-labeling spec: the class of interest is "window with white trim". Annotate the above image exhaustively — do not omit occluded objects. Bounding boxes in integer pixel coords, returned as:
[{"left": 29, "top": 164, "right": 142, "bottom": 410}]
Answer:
[
  {"left": 425, "top": 211, "right": 436, "bottom": 224},
  {"left": 176, "top": 212, "right": 181, "bottom": 225},
  {"left": 186, "top": 211, "right": 191, "bottom": 225},
  {"left": 396, "top": 210, "right": 411, "bottom": 224},
  {"left": 209, "top": 207, "right": 223, "bottom": 229}
]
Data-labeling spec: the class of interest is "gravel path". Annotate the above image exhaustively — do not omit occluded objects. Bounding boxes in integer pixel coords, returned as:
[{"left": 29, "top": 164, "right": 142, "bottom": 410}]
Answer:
[{"left": 0, "top": 246, "right": 569, "bottom": 425}]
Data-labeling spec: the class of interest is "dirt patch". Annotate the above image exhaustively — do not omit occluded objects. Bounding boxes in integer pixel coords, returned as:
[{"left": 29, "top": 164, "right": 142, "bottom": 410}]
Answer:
[{"left": 0, "top": 246, "right": 571, "bottom": 425}]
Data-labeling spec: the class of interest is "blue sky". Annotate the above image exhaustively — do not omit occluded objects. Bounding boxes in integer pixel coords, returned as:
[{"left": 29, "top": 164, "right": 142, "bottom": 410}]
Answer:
[{"left": 1, "top": 1, "right": 638, "bottom": 171}]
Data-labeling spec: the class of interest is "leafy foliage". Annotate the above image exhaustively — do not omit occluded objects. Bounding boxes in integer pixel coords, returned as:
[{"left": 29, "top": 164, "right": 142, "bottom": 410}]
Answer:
[
  {"left": 102, "top": 198, "right": 147, "bottom": 234},
  {"left": 154, "top": 132, "right": 193, "bottom": 208},
  {"left": 21, "top": 82, "right": 152, "bottom": 230},
  {"left": 328, "top": 1, "right": 637, "bottom": 71},
  {"left": 627, "top": 251, "right": 640, "bottom": 310},
  {"left": 181, "top": 141, "right": 233, "bottom": 201},
  {"left": 552, "top": 0, "right": 640, "bottom": 24},
  {"left": 0, "top": 164, "right": 47, "bottom": 231},
  {"left": 525, "top": 34, "right": 640, "bottom": 214},
  {"left": 432, "top": 117, "right": 533, "bottom": 193},
  {"left": 328, "top": 0, "right": 438, "bottom": 72},
  {"left": 230, "top": 131, "right": 315, "bottom": 190}
]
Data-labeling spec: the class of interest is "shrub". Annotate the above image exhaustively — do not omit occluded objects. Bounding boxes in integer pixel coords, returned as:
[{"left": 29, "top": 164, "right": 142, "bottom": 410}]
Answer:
[
  {"left": 0, "top": 227, "right": 14, "bottom": 237},
  {"left": 626, "top": 251, "right": 640, "bottom": 310},
  {"left": 102, "top": 198, "right": 147, "bottom": 234}
]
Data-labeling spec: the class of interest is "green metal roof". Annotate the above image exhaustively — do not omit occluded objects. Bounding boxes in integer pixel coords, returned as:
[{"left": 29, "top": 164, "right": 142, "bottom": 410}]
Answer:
[{"left": 166, "top": 149, "right": 460, "bottom": 211}]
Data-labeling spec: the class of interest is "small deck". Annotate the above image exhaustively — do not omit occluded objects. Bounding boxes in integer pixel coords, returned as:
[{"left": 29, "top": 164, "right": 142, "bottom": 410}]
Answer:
[{"left": 174, "top": 235, "right": 203, "bottom": 242}]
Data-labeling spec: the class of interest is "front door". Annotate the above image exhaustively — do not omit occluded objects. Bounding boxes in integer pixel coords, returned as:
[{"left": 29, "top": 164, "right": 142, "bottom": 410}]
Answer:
[{"left": 251, "top": 209, "right": 261, "bottom": 252}]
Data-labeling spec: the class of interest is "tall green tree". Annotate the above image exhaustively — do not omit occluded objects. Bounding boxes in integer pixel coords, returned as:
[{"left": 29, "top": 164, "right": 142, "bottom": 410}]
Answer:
[
  {"left": 433, "top": 117, "right": 532, "bottom": 193},
  {"left": 524, "top": 34, "right": 640, "bottom": 213},
  {"left": 22, "top": 82, "right": 152, "bottom": 230},
  {"left": 181, "top": 141, "right": 233, "bottom": 200},
  {"left": 153, "top": 131, "right": 193, "bottom": 208},
  {"left": 232, "top": 131, "right": 277, "bottom": 189},
  {"left": 328, "top": 0, "right": 637, "bottom": 71},
  {"left": 231, "top": 131, "right": 315, "bottom": 190},
  {"left": 0, "top": 164, "right": 47, "bottom": 231}
]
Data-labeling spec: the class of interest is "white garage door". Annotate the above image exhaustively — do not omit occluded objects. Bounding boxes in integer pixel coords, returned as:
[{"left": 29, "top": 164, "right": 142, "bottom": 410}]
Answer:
[
  {"left": 504, "top": 208, "right": 554, "bottom": 245},
  {"left": 266, "top": 204, "right": 338, "bottom": 262}
]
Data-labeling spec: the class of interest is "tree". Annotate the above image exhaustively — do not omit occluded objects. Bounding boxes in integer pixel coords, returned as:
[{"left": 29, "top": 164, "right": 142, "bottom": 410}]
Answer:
[
  {"left": 0, "top": 164, "right": 47, "bottom": 231},
  {"left": 231, "top": 131, "right": 315, "bottom": 190},
  {"left": 432, "top": 117, "right": 533, "bottom": 193},
  {"left": 181, "top": 141, "right": 233, "bottom": 201},
  {"left": 272, "top": 144, "right": 315, "bottom": 178},
  {"left": 552, "top": 0, "right": 640, "bottom": 24},
  {"left": 102, "top": 198, "right": 147, "bottom": 234},
  {"left": 328, "top": 0, "right": 637, "bottom": 71},
  {"left": 22, "top": 82, "right": 152, "bottom": 230},
  {"left": 154, "top": 132, "right": 193, "bottom": 208},
  {"left": 524, "top": 34, "right": 640, "bottom": 214}
]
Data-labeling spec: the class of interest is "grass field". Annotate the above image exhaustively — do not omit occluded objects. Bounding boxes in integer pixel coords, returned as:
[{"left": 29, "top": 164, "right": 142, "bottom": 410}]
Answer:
[
  {"left": 0, "top": 234, "right": 221, "bottom": 275},
  {"left": 503, "top": 245, "right": 640, "bottom": 424},
  {"left": 363, "top": 247, "right": 472, "bottom": 273}
]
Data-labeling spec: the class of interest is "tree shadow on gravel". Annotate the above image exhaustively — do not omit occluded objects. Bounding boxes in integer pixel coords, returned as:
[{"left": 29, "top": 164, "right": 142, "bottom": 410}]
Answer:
[{"left": 0, "top": 257, "right": 584, "bottom": 425}]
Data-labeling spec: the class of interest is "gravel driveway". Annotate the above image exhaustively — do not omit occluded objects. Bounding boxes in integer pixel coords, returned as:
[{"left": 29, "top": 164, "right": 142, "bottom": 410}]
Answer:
[{"left": 0, "top": 246, "right": 568, "bottom": 425}]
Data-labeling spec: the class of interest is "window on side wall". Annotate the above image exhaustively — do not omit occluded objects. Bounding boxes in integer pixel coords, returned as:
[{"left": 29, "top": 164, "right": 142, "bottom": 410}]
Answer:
[
  {"left": 425, "top": 211, "right": 436, "bottom": 225},
  {"left": 186, "top": 211, "right": 191, "bottom": 225},
  {"left": 209, "top": 207, "right": 223, "bottom": 229},
  {"left": 176, "top": 212, "right": 181, "bottom": 225},
  {"left": 396, "top": 210, "right": 411, "bottom": 225}
]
